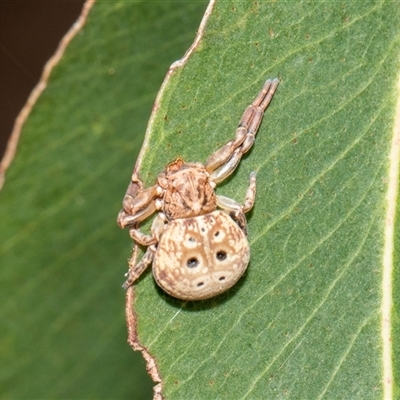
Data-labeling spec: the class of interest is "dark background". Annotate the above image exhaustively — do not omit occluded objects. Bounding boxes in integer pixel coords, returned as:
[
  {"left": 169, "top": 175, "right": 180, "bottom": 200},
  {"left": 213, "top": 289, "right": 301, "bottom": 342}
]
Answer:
[{"left": 0, "top": 1, "right": 85, "bottom": 159}]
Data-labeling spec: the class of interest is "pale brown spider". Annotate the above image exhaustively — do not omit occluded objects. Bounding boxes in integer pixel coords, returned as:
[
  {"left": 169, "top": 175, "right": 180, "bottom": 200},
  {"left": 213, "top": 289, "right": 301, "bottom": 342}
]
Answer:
[{"left": 117, "top": 78, "right": 279, "bottom": 300}]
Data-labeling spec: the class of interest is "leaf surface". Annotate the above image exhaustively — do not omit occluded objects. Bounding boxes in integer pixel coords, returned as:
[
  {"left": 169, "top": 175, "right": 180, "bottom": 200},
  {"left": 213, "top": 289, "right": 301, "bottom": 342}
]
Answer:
[{"left": 132, "top": 1, "right": 400, "bottom": 399}]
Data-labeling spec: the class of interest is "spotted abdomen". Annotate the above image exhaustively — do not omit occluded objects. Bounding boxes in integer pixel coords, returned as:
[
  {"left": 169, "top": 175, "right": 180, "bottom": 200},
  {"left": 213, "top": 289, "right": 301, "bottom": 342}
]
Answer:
[{"left": 153, "top": 210, "right": 250, "bottom": 300}]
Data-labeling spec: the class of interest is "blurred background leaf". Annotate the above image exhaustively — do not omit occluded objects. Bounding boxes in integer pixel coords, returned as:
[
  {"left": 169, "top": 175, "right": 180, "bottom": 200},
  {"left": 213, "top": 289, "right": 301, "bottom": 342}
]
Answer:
[{"left": 0, "top": 1, "right": 207, "bottom": 398}]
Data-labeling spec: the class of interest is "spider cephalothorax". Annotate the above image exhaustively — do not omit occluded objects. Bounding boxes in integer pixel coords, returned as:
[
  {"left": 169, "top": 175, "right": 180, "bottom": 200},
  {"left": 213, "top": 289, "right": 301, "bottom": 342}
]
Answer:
[{"left": 160, "top": 159, "right": 217, "bottom": 220}]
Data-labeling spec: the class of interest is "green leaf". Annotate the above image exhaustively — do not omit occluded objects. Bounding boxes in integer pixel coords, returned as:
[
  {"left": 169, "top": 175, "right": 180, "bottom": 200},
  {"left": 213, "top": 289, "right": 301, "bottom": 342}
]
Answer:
[
  {"left": 2, "top": 1, "right": 399, "bottom": 399},
  {"left": 0, "top": 1, "right": 207, "bottom": 398},
  {"left": 130, "top": 1, "right": 400, "bottom": 399}
]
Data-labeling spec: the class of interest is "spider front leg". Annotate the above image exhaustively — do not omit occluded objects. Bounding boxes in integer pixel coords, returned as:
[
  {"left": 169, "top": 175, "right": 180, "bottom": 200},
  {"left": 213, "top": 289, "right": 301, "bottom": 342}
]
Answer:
[
  {"left": 205, "top": 78, "right": 279, "bottom": 183},
  {"left": 117, "top": 172, "right": 163, "bottom": 229}
]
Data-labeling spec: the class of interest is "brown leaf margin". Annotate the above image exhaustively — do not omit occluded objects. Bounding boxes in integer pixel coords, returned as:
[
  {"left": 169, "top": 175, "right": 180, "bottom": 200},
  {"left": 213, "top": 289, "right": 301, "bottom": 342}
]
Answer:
[
  {"left": 121, "top": 1, "right": 217, "bottom": 398},
  {"left": 0, "top": 0, "right": 95, "bottom": 190},
  {"left": 134, "top": 0, "right": 215, "bottom": 171}
]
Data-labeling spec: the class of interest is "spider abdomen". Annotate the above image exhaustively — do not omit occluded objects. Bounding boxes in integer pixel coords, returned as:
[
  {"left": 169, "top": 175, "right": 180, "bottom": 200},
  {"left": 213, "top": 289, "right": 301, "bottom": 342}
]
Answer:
[{"left": 153, "top": 210, "right": 250, "bottom": 300}]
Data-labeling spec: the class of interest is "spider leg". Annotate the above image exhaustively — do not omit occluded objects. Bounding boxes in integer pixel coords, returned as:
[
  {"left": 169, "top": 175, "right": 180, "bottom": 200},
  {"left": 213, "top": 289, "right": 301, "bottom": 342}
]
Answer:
[
  {"left": 117, "top": 172, "right": 162, "bottom": 229},
  {"left": 128, "top": 213, "right": 165, "bottom": 246},
  {"left": 123, "top": 244, "right": 157, "bottom": 289},
  {"left": 242, "top": 170, "right": 257, "bottom": 213},
  {"left": 123, "top": 213, "right": 165, "bottom": 289},
  {"left": 216, "top": 171, "right": 257, "bottom": 234},
  {"left": 205, "top": 78, "right": 279, "bottom": 183}
]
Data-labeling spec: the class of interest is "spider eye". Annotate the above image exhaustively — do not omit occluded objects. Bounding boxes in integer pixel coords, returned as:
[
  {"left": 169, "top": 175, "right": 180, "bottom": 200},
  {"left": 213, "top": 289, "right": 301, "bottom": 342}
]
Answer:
[
  {"left": 187, "top": 257, "right": 199, "bottom": 268},
  {"left": 216, "top": 251, "right": 227, "bottom": 261}
]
